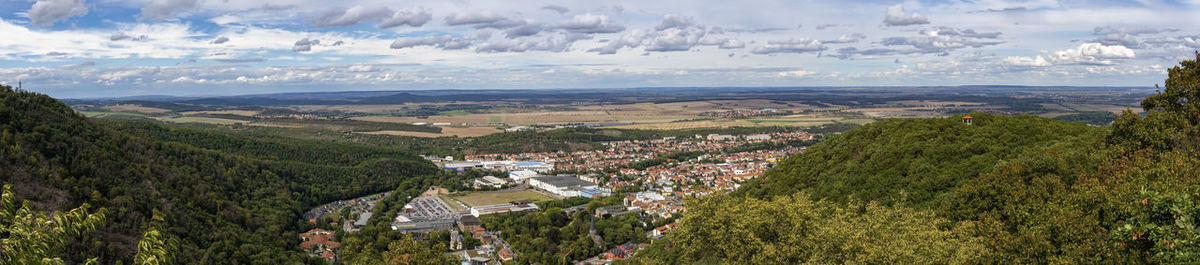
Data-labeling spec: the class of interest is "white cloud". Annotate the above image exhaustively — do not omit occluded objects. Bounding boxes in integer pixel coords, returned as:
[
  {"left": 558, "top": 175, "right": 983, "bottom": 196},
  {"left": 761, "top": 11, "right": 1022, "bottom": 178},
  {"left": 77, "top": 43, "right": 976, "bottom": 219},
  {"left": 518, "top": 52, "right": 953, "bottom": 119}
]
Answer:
[
  {"left": 309, "top": 6, "right": 430, "bottom": 29},
  {"left": 654, "top": 14, "right": 693, "bottom": 31},
  {"left": 587, "top": 30, "right": 647, "bottom": 54},
  {"left": 752, "top": 39, "right": 826, "bottom": 54},
  {"left": 445, "top": 11, "right": 521, "bottom": 28},
  {"left": 504, "top": 22, "right": 545, "bottom": 38},
  {"left": 822, "top": 33, "right": 866, "bottom": 44},
  {"left": 311, "top": 6, "right": 392, "bottom": 27},
  {"left": 110, "top": 32, "right": 148, "bottom": 41},
  {"left": 776, "top": 70, "right": 812, "bottom": 77},
  {"left": 390, "top": 35, "right": 472, "bottom": 50},
  {"left": 347, "top": 64, "right": 376, "bottom": 72},
  {"left": 1003, "top": 56, "right": 1051, "bottom": 67},
  {"left": 556, "top": 13, "right": 625, "bottom": 34},
  {"left": 645, "top": 28, "right": 706, "bottom": 52},
  {"left": 541, "top": 5, "right": 569, "bottom": 14},
  {"left": 1046, "top": 43, "right": 1136, "bottom": 65},
  {"left": 27, "top": 0, "right": 88, "bottom": 26},
  {"left": 2, "top": 0, "right": 1197, "bottom": 96},
  {"left": 379, "top": 8, "right": 432, "bottom": 28},
  {"left": 700, "top": 38, "right": 745, "bottom": 49},
  {"left": 475, "top": 36, "right": 573, "bottom": 53},
  {"left": 881, "top": 35, "right": 1003, "bottom": 54},
  {"left": 293, "top": 38, "right": 317, "bottom": 52},
  {"left": 141, "top": 0, "right": 198, "bottom": 20},
  {"left": 884, "top": 5, "right": 929, "bottom": 26}
]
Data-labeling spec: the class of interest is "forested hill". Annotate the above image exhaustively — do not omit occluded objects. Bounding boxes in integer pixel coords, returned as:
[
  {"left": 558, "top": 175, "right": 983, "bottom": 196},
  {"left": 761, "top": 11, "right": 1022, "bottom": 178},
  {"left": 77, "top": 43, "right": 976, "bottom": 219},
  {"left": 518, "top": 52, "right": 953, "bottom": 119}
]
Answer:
[
  {"left": 629, "top": 54, "right": 1200, "bottom": 264},
  {"left": 0, "top": 86, "right": 438, "bottom": 264},
  {"left": 734, "top": 113, "right": 1103, "bottom": 206}
]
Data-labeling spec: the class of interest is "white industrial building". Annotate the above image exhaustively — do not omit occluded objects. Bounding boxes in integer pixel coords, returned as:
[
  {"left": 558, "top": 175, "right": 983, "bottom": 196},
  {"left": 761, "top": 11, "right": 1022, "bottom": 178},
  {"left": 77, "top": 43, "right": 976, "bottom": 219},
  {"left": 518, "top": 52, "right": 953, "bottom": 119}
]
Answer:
[
  {"left": 442, "top": 161, "right": 484, "bottom": 171},
  {"left": 509, "top": 170, "right": 539, "bottom": 182},
  {"left": 473, "top": 176, "right": 510, "bottom": 188},
  {"left": 470, "top": 202, "right": 540, "bottom": 217},
  {"left": 476, "top": 160, "right": 555, "bottom": 173},
  {"left": 529, "top": 175, "right": 599, "bottom": 197}
]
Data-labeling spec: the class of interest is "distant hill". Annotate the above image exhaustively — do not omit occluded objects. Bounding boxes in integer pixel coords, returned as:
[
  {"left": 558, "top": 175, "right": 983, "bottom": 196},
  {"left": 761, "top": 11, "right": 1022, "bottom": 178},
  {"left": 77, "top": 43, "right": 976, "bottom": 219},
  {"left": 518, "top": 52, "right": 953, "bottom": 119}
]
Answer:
[
  {"left": 65, "top": 86, "right": 1152, "bottom": 109},
  {"left": 0, "top": 86, "right": 438, "bottom": 264}
]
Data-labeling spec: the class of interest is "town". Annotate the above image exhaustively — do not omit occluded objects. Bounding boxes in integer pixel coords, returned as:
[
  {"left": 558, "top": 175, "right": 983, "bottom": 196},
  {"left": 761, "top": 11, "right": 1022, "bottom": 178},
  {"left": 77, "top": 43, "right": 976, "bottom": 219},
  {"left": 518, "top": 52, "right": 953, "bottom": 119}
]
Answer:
[{"left": 297, "top": 130, "right": 824, "bottom": 264}]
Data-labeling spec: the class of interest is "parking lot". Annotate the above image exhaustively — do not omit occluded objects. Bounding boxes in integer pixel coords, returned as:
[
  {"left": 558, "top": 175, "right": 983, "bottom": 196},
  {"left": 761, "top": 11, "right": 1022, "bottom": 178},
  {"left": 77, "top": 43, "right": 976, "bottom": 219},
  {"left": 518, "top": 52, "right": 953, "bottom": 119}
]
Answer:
[{"left": 405, "top": 195, "right": 459, "bottom": 221}]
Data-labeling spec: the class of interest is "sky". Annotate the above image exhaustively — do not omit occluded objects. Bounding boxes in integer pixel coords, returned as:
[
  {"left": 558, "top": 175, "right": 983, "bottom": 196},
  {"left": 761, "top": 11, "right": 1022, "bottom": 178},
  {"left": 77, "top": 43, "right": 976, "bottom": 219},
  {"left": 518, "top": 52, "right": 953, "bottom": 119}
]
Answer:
[{"left": 1, "top": 0, "right": 1199, "bottom": 98}]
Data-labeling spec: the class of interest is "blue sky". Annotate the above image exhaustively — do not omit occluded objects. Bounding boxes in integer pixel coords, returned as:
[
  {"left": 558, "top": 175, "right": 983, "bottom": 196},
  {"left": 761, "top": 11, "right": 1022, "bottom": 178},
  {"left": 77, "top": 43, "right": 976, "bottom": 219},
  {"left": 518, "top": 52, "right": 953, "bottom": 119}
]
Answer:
[{"left": 1, "top": 0, "right": 1199, "bottom": 98}]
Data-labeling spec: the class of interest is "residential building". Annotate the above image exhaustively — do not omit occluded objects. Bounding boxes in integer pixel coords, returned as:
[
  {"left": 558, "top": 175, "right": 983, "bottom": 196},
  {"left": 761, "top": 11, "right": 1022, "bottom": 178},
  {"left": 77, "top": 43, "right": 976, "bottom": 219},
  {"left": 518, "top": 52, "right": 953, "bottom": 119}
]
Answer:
[
  {"left": 745, "top": 134, "right": 771, "bottom": 140},
  {"left": 458, "top": 215, "right": 483, "bottom": 232},
  {"left": 299, "top": 228, "right": 340, "bottom": 262},
  {"left": 706, "top": 134, "right": 736, "bottom": 141}
]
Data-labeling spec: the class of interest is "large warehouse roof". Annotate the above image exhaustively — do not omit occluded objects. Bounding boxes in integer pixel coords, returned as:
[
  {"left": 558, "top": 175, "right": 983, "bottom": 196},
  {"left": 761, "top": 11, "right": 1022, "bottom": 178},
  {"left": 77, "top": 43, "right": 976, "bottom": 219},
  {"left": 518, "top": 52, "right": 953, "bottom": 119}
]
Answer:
[{"left": 533, "top": 175, "right": 594, "bottom": 188}]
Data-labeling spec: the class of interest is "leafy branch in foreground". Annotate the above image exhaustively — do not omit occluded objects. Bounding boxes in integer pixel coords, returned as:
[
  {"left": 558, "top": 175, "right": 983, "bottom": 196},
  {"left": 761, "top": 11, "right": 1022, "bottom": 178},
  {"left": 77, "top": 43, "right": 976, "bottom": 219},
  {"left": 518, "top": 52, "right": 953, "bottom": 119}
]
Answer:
[
  {"left": 134, "top": 210, "right": 175, "bottom": 265},
  {"left": 0, "top": 184, "right": 106, "bottom": 264}
]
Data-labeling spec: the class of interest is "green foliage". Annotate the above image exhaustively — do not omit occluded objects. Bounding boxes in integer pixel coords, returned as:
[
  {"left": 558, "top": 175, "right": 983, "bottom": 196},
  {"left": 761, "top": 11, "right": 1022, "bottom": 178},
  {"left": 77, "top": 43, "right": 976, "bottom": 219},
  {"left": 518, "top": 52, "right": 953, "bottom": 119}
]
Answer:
[
  {"left": 1109, "top": 52, "right": 1200, "bottom": 154},
  {"left": 626, "top": 151, "right": 707, "bottom": 170},
  {"left": 627, "top": 193, "right": 985, "bottom": 264},
  {"left": 0, "top": 86, "right": 436, "bottom": 264},
  {"left": 736, "top": 113, "right": 1100, "bottom": 207},
  {"left": 720, "top": 139, "right": 816, "bottom": 153},
  {"left": 1, "top": 184, "right": 106, "bottom": 264},
  {"left": 101, "top": 120, "right": 426, "bottom": 166},
  {"left": 347, "top": 234, "right": 449, "bottom": 265},
  {"left": 640, "top": 54, "right": 1200, "bottom": 264},
  {"left": 1110, "top": 189, "right": 1200, "bottom": 263},
  {"left": 134, "top": 210, "right": 175, "bottom": 265},
  {"left": 480, "top": 199, "right": 646, "bottom": 264}
]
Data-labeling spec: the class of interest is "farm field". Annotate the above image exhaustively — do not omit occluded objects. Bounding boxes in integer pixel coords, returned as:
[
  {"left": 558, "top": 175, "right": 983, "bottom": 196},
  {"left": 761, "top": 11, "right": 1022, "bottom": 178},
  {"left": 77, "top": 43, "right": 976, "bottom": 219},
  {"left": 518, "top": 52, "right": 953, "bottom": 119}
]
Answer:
[
  {"left": 607, "top": 113, "right": 854, "bottom": 130},
  {"left": 352, "top": 110, "right": 632, "bottom": 125},
  {"left": 103, "top": 104, "right": 170, "bottom": 114},
  {"left": 359, "top": 126, "right": 501, "bottom": 137},
  {"left": 180, "top": 110, "right": 260, "bottom": 116},
  {"left": 71, "top": 87, "right": 1148, "bottom": 139},
  {"left": 79, "top": 111, "right": 149, "bottom": 119},
  {"left": 446, "top": 189, "right": 553, "bottom": 207},
  {"left": 296, "top": 103, "right": 461, "bottom": 113},
  {"left": 440, "top": 196, "right": 467, "bottom": 211},
  {"left": 155, "top": 116, "right": 246, "bottom": 125},
  {"left": 349, "top": 99, "right": 825, "bottom": 126}
]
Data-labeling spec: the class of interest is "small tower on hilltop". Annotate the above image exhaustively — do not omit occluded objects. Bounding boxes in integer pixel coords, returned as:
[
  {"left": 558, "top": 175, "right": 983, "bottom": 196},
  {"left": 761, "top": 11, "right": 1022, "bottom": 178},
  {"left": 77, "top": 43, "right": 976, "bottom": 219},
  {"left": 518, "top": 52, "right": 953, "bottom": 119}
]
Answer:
[{"left": 962, "top": 115, "right": 973, "bottom": 125}]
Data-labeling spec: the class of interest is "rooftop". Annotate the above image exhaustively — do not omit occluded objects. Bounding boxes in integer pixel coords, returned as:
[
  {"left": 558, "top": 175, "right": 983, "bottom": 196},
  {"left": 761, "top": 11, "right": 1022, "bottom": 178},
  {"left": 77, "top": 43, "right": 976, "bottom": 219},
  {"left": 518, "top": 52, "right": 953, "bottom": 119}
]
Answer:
[
  {"left": 459, "top": 215, "right": 482, "bottom": 226},
  {"left": 532, "top": 175, "right": 594, "bottom": 187}
]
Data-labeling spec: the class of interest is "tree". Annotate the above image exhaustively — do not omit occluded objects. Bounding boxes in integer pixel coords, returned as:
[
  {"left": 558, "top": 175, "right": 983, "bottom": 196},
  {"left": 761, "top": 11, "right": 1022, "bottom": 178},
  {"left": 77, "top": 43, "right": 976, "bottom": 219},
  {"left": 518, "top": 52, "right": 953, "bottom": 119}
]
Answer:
[
  {"left": 628, "top": 193, "right": 986, "bottom": 264},
  {"left": 134, "top": 210, "right": 175, "bottom": 265},
  {"left": 348, "top": 234, "right": 448, "bottom": 265},
  {"left": 1109, "top": 52, "right": 1200, "bottom": 153},
  {"left": 0, "top": 184, "right": 106, "bottom": 264}
]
